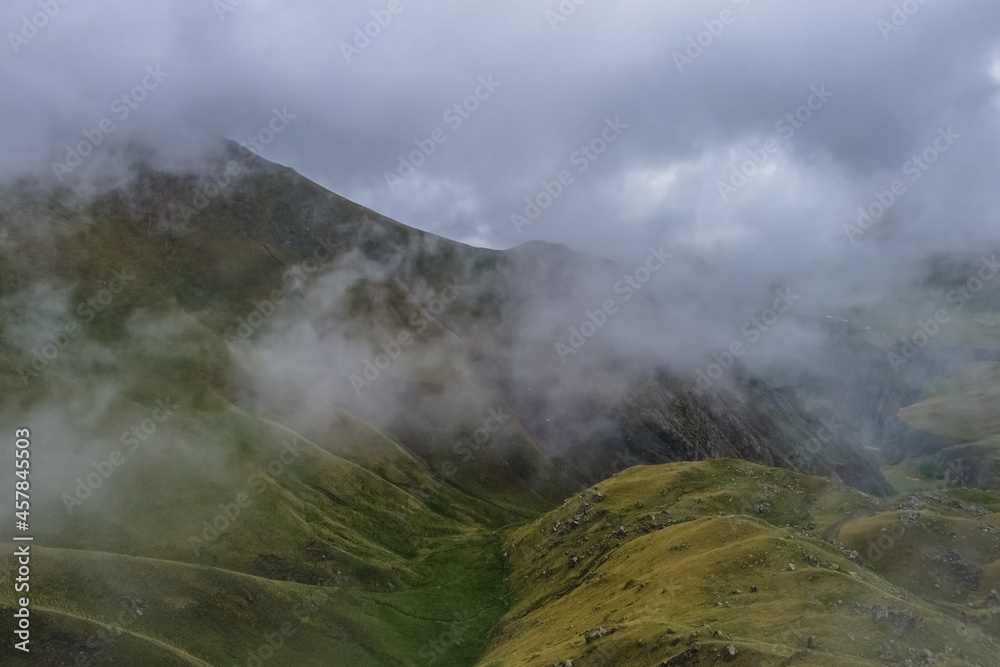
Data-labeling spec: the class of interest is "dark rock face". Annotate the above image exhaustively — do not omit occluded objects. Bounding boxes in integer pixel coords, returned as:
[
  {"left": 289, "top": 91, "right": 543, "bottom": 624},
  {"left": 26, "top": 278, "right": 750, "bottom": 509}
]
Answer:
[
  {"left": 500, "top": 363, "right": 893, "bottom": 497},
  {"left": 773, "top": 321, "right": 953, "bottom": 461},
  {"left": 16, "top": 142, "right": 892, "bottom": 500}
]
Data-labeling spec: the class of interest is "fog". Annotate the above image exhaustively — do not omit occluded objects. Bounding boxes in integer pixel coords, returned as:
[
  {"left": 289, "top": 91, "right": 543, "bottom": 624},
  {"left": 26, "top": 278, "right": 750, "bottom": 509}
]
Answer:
[{"left": 2, "top": 0, "right": 1000, "bottom": 514}]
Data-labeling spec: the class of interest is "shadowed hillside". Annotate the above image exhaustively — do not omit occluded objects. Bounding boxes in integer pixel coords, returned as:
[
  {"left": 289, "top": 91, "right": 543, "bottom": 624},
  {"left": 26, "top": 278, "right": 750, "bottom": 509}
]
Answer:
[{"left": 0, "top": 145, "right": 906, "bottom": 666}]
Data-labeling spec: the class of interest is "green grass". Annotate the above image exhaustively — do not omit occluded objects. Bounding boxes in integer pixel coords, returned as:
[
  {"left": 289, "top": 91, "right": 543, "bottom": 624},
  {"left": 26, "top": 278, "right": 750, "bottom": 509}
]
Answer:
[
  {"left": 0, "top": 541, "right": 506, "bottom": 667},
  {"left": 481, "top": 459, "right": 1000, "bottom": 666},
  {"left": 5, "top": 153, "right": 998, "bottom": 666},
  {"left": 0, "top": 392, "right": 524, "bottom": 666}
]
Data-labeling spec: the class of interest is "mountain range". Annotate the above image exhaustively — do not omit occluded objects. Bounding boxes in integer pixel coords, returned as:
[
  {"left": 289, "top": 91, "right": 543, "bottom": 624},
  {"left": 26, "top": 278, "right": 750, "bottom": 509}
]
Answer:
[{"left": 2, "top": 143, "right": 999, "bottom": 666}]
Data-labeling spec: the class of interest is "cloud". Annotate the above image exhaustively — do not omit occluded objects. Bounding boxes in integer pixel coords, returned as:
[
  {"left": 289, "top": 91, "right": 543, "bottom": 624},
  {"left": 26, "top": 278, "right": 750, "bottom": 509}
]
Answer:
[{"left": 1, "top": 0, "right": 999, "bottom": 389}]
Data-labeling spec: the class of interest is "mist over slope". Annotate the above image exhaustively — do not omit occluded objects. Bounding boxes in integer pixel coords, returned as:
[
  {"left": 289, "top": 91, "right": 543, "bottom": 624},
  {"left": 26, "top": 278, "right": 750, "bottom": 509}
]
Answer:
[
  {"left": 2, "top": 1, "right": 1000, "bottom": 665},
  {"left": 0, "top": 143, "right": 893, "bottom": 494},
  {"left": 0, "top": 142, "right": 929, "bottom": 665}
]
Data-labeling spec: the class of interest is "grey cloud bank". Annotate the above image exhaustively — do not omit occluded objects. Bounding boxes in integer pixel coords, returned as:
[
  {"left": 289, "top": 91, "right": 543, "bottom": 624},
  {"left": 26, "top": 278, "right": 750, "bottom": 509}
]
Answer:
[{"left": 0, "top": 0, "right": 998, "bottom": 365}]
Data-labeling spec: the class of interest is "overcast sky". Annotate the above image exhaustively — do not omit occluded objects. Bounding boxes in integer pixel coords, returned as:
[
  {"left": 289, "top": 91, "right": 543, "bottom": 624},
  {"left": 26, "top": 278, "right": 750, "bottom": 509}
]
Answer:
[{"left": 2, "top": 0, "right": 999, "bottom": 273}]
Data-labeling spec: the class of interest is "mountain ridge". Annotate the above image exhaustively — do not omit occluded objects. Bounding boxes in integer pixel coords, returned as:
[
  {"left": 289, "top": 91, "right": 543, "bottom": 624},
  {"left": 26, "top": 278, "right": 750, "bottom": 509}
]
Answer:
[{"left": 0, "top": 142, "right": 913, "bottom": 666}]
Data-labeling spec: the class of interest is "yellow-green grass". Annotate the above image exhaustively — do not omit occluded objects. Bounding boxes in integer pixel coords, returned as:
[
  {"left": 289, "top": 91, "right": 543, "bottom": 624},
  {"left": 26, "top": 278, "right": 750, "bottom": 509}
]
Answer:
[
  {"left": 898, "top": 364, "right": 1000, "bottom": 443},
  {"left": 480, "top": 460, "right": 1000, "bottom": 666}
]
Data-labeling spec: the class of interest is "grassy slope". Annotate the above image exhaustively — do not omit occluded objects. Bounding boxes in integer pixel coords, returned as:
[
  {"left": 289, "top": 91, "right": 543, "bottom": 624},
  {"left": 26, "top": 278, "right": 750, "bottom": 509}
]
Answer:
[
  {"left": 1, "top": 541, "right": 505, "bottom": 666},
  {"left": 0, "top": 170, "right": 552, "bottom": 666},
  {"left": 481, "top": 459, "right": 1000, "bottom": 666},
  {"left": 0, "top": 159, "right": 981, "bottom": 666},
  {"left": 893, "top": 361, "right": 1000, "bottom": 488},
  {"left": 0, "top": 383, "right": 520, "bottom": 666},
  {"left": 825, "top": 257, "right": 1000, "bottom": 486}
]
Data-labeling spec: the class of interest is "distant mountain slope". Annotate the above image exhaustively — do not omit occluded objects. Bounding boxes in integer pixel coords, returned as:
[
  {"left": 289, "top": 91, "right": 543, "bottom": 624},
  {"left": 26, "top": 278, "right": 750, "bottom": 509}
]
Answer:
[
  {"left": 0, "top": 142, "right": 895, "bottom": 665},
  {"left": 772, "top": 251, "right": 1000, "bottom": 492},
  {"left": 1, "top": 142, "right": 888, "bottom": 495}
]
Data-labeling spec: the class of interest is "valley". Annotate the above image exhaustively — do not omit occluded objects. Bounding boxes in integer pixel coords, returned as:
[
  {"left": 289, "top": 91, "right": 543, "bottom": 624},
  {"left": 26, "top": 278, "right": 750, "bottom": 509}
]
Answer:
[{"left": 1, "top": 149, "right": 999, "bottom": 666}]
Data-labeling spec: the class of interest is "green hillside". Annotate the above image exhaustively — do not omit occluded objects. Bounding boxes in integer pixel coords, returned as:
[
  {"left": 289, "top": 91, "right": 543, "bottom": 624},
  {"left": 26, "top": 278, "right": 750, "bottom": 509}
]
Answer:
[
  {"left": 483, "top": 459, "right": 1000, "bottom": 666},
  {"left": 0, "top": 147, "right": 931, "bottom": 665}
]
